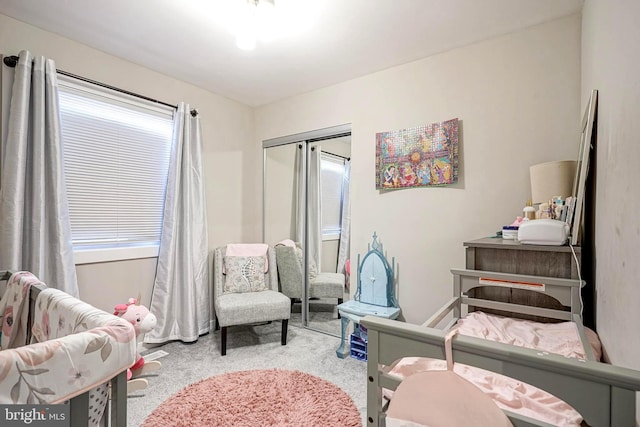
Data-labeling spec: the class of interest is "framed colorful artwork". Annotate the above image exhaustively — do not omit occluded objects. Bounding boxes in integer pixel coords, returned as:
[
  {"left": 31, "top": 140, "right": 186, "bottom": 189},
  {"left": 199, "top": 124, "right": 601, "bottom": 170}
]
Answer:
[{"left": 375, "top": 118, "right": 459, "bottom": 189}]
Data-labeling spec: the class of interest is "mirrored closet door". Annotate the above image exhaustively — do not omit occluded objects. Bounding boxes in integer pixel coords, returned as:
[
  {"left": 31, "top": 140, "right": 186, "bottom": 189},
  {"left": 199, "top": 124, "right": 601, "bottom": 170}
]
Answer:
[{"left": 263, "top": 125, "right": 351, "bottom": 337}]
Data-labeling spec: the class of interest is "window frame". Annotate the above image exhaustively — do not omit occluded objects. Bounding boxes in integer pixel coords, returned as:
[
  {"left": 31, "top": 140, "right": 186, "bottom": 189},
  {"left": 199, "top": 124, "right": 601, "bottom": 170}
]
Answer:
[
  {"left": 57, "top": 75, "right": 175, "bottom": 264},
  {"left": 319, "top": 152, "right": 346, "bottom": 241}
]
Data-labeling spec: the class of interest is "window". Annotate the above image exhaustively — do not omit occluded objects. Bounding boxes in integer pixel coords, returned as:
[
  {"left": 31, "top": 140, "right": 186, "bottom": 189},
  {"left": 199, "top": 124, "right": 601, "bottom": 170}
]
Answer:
[
  {"left": 57, "top": 76, "right": 174, "bottom": 263},
  {"left": 320, "top": 153, "right": 346, "bottom": 240}
]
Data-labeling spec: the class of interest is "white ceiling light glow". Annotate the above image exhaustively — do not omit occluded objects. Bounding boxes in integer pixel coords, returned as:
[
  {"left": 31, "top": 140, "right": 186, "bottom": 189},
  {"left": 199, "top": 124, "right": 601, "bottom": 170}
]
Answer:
[
  {"left": 211, "top": 0, "right": 321, "bottom": 51},
  {"left": 233, "top": 0, "right": 276, "bottom": 50}
]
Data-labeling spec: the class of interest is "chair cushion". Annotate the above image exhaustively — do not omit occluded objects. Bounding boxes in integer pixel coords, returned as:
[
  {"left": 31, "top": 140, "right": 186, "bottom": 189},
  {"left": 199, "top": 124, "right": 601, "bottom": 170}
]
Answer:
[
  {"left": 223, "top": 256, "right": 267, "bottom": 294},
  {"left": 310, "top": 272, "right": 345, "bottom": 298},
  {"left": 215, "top": 290, "right": 291, "bottom": 327}
]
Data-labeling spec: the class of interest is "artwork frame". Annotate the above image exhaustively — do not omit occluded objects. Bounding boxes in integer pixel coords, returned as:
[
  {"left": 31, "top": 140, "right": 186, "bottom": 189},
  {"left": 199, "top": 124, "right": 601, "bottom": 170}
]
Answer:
[
  {"left": 570, "top": 90, "right": 597, "bottom": 245},
  {"left": 376, "top": 118, "right": 459, "bottom": 190}
]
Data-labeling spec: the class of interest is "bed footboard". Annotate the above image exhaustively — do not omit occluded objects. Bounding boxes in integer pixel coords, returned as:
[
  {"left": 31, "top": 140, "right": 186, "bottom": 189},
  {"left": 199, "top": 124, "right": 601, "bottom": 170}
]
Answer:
[{"left": 362, "top": 316, "right": 640, "bottom": 427}]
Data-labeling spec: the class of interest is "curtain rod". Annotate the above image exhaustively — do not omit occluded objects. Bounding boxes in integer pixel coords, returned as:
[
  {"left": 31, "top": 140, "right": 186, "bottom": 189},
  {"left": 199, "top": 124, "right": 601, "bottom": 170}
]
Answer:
[
  {"left": 310, "top": 146, "right": 350, "bottom": 161},
  {"left": 324, "top": 151, "right": 350, "bottom": 161},
  {"left": 3, "top": 55, "right": 178, "bottom": 110}
]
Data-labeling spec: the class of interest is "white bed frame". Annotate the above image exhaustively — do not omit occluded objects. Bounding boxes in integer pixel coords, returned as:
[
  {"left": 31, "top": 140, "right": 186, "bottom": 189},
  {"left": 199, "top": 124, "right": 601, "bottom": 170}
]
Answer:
[{"left": 362, "top": 269, "right": 640, "bottom": 427}]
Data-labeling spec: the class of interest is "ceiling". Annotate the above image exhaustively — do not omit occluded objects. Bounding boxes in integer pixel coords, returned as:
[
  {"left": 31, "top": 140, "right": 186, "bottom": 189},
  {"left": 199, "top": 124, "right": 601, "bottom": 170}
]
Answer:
[{"left": 0, "top": 0, "right": 583, "bottom": 107}]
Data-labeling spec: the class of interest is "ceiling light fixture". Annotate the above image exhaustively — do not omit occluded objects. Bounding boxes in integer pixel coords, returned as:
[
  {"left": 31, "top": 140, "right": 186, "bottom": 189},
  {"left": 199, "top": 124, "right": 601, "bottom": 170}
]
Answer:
[
  {"left": 233, "top": 0, "right": 277, "bottom": 51},
  {"left": 204, "top": 0, "right": 322, "bottom": 52}
]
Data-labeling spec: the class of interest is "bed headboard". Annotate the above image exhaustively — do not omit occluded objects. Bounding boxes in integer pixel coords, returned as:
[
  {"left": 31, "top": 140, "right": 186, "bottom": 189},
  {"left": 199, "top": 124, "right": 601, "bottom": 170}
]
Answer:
[
  {"left": 423, "top": 269, "right": 584, "bottom": 329},
  {"left": 454, "top": 268, "right": 583, "bottom": 320}
]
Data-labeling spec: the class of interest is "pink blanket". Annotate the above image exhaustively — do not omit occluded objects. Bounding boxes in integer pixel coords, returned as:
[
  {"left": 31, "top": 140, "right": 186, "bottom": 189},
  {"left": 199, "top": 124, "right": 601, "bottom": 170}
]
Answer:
[
  {"left": 224, "top": 243, "right": 269, "bottom": 273},
  {"left": 388, "top": 358, "right": 583, "bottom": 427},
  {"left": 455, "top": 311, "right": 601, "bottom": 361},
  {"left": 385, "top": 312, "right": 604, "bottom": 426}
]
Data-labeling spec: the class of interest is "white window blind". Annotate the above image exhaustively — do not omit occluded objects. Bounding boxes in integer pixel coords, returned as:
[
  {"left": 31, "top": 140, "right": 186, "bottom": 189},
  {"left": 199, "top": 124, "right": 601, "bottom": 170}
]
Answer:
[
  {"left": 320, "top": 153, "right": 345, "bottom": 238},
  {"left": 57, "top": 77, "right": 174, "bottom": 251}
]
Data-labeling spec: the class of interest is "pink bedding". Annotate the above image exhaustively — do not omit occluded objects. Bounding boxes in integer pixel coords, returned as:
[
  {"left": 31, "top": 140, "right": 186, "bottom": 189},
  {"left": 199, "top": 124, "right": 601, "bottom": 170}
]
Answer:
[
  {"left": 388, "top": 358, "right": 583, "bottom": 427},
  {"left": 386, "top": 369, "right": 514, "bottom": 427},
  {"left": 455, "top": 311, "right": 602, "bottom": 361},
  {"left": 384, "top": 312, "right": 603, "bottom": 426}
]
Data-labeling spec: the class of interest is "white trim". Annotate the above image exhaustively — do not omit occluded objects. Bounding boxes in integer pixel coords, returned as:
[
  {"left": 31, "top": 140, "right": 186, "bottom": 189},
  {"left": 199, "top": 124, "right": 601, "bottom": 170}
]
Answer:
[
  {"left": 262, "top": 123, "right": 351, "bottom": 148},
  {"left": 57, "top": 74, "right": 175, "bottom": 115},
  {"left": 322, "top": 233, "right": 340, "bottom": 241},
  {"left": 74, "top": 245, "right": 159, "bottom": 265}
]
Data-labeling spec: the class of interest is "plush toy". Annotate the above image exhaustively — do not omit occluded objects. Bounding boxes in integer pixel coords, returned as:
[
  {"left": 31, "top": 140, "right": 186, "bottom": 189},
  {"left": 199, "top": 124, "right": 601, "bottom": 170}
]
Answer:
[{"left": 114, "top": 297, "right": 161, "bottom": 393}]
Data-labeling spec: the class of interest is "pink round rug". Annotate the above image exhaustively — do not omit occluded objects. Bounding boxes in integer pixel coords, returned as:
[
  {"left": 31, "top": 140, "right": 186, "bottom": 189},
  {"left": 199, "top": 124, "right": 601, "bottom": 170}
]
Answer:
[{"left": 142, "top": 369, "right": 361, "bottom": 427}]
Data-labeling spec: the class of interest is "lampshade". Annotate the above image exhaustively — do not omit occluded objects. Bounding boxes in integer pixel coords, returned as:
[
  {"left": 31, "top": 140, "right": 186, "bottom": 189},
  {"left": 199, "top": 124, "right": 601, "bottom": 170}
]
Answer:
[{"left": 529, "top": 160, "right": 577, "bottom": 204}]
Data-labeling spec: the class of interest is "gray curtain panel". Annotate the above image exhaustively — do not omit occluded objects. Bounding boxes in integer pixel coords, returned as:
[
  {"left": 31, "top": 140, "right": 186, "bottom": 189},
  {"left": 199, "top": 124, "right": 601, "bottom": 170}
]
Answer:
[
  {"left": 145, "top": 103, "right": 210, "bottom": 344},
  {"left": 307, "top": 145, "right": 322, "bottom": 272},
  {"left": 0, "top": 50, "right": 78, "bottom": 297},
  {"left": 294, "top": 143, "right": 305, "bottom": 245},
  {"left": 336, "top": 160, "right": 351, "bottom": 276}
]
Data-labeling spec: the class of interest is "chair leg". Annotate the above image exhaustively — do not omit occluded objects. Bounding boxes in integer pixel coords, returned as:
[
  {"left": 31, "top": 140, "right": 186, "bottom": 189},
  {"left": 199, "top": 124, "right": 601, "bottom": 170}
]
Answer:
[
  {"left": 221, "top": 326, "right": 227, "bottom": 356},
  {"left": 337, "top": 298, "right": 343, "bottom": 319},
  {"left": 214, "top": 315, "right": 220, "bottom": 331},
  {"left": 281, "top": 319, "right": 288, "bottom": 346}
]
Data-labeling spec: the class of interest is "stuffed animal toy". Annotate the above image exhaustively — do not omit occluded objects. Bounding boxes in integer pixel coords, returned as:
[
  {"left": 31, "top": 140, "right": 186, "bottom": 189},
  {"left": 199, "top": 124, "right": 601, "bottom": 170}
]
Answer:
[{"left": 114, "top": 297, "right": 161, "bottom": 393}]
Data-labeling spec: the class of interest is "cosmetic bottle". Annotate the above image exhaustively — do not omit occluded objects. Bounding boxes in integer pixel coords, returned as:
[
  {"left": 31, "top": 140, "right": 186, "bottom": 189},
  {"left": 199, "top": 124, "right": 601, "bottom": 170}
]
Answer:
[{"left": 523, "top": 200, "right": 536, "bottom": 221}]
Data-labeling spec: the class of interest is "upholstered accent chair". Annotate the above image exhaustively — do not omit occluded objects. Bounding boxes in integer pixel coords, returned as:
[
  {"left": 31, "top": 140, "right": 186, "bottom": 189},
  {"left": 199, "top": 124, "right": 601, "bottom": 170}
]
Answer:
[
  {"left": 275, "top": 244, "right": 345, "bottom": 316},
  {"left": 213, "top": 245, "right": 291, "bottom": 356}
]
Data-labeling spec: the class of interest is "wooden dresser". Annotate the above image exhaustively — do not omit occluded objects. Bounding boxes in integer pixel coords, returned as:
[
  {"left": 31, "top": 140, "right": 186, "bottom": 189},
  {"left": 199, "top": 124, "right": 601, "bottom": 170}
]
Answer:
[{"left": 463, "top": 237, "right": 581, "bottom": 321}]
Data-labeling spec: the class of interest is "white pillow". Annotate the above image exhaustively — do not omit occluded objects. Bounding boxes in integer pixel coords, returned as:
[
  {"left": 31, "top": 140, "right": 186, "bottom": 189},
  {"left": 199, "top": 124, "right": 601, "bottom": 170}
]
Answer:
[{"left": 223, "top": 256, "right": 267, "bottom": 294}]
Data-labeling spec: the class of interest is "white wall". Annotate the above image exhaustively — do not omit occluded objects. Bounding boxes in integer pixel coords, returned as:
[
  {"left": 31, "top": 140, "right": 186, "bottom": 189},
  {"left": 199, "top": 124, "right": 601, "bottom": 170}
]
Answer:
[
  {"left": 582, "top": 0, "right": 640, "bottom": 418},
  {"left": 255, "top": 16, "right": 582, "bottom": 324},
  {"left": 0, "top": 14, "right": 260, "bottom": 313},
  {"left": 264, "top": 143, "right": 298, "bottom": 246}
]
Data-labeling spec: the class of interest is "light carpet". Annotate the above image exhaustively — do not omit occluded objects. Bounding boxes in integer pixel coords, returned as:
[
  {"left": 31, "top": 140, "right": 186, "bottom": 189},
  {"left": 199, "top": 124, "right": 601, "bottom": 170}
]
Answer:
[
  {"left": 141, "top": 369, "right": 361, "bottom": 427},
  {"left": 128, "top": 322, "right": 366, "bottom": 426}
]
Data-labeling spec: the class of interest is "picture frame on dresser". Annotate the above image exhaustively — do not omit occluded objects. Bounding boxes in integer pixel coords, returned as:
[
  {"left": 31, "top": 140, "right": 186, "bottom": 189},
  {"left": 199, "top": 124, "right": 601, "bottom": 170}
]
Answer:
[{"left": 570, "top": 89, "right": 598, "bottom": 245}]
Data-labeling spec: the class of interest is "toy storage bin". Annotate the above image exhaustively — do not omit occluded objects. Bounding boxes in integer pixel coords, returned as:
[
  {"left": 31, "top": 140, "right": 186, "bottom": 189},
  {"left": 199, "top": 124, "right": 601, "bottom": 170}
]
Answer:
[{"left": 350, "top": 330, "right": 367, "bottom": 361}]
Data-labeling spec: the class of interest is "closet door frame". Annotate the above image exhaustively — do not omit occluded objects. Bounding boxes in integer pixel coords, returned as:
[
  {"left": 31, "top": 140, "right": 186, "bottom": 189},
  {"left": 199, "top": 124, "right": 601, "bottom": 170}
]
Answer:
[{"left": 262, "top": 123, "right": 351, "bottom": 330}]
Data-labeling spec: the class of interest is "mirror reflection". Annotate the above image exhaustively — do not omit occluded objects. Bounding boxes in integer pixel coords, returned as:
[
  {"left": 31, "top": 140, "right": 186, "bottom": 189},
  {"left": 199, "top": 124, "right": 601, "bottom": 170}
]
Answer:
[{"left": 263, "top": 133, "right": 351, "bottom": 337}]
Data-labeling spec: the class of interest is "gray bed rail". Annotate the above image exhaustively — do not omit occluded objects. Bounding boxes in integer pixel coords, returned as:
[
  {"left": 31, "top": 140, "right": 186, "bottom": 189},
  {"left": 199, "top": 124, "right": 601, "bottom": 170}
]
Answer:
[
  {"left": 362, "top": 268, "right": 638, "bottom": 426},
  {"left": 424, "top": 268, "right": 596, "bottom": 361},
  {"left": 362, "top": 315, "right": 640, "bottom": 427}
]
